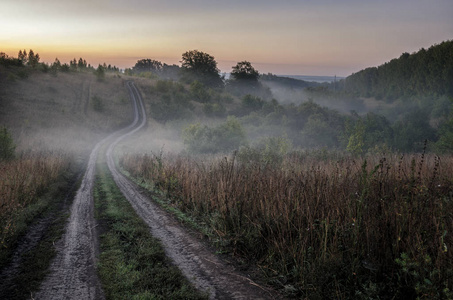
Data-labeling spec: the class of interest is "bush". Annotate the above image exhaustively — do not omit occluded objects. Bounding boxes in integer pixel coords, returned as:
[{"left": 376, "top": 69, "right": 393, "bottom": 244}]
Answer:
[
  {"left": 182, "top": 117, "right": 247, "bottom": 153},
  {"left": 237, "top": 136, "right": 292, "bottom": 166},
  {"left": 0, "top": 127, "right": 15, "bottom": 161},
  {"left": 202, "top": 103, "right": 226, "bottom": 117}
]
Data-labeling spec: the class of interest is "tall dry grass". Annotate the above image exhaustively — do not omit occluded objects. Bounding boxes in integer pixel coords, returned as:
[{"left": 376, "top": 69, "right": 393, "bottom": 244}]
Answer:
[
  {"left": 121, "top": 151, "right": 453, "bottom": 298},
  {"left": 0, "top": 153, "right": 70, "bottom": 247}
]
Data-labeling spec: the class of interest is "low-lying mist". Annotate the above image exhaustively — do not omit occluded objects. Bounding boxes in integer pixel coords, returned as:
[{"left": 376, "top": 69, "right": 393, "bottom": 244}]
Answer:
[{"left": 0, "top": 70, "right": 132, "bottom": 160}]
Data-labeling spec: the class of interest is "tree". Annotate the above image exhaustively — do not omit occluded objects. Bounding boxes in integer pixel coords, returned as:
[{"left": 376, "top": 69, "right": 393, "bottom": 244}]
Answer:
[
  {"left": 392, "top": 109, "right": 436, "bottom": 152},
  {"left": 231, "top": 61, "right": 259, "bottom": 81},
  {"left": 180, "top": 50, "right": 223, "bottom": 87},
  {"left": 18, "top": 49, "right": 28, "bottom": 65},
  {"left": 78, "top": 58, "right": 87, "bottom": 69},
  {"left": 27, "top": 49, "right": 40, "bottom": 68},
  {"left": 52, "top": 58, "right": 61, "bottom": 69},
  {"left": 70, "top": 58, "right": 78, "bottom": 71},
  {"left": 241, "top": 94, "right": 264, "bottom": 114},
  {"left": 132, "top": 59, "right": 163, "bottom": 73},
  {"left": 0, "top": 52, "right": 22, "bottom": 67},
  {"left": 94, "top": 64, "right": 105, "bottom": 81},
  {"left": 182, "top": 117, "right": 246, "bottom": 153}
]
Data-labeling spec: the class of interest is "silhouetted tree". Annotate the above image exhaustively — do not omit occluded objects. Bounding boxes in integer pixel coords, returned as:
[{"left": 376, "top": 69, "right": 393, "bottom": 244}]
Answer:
[
  {"left": 231, "top": 61, "right": 259, "bottom": 81},
  {"left": 70, "top": 58, "right": 78, "bottom": 71},
  {"left": 27, "top": 49, "right": 40, "bottom": 68},
  {"left": 0, "top": 52, "right": 22, "bottom": 67},
  {"left": 94, "top": 64, "right": 105, "bottom": 81},
  {"left": 18, "top": 49, "right": 27, "bottom": 65},
  {"left": 133, "top": 59, "right": 163, "bottom": 73},
  {"left": 52, "top": 58, "right": 61, "bottom": 70},
  {"left": 180, "top": 50, "right": 223, "bottom": 88},
  {"left": 78, "top": 58, "right": 87, "bottom": 69}
]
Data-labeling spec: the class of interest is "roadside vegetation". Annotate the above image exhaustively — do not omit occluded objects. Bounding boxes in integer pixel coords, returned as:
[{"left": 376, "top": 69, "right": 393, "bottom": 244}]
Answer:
[
  {"left": 120, "top": 42, "right": 453, "bottom": 298},
  {"left": 94, "top": 151, "right": 207, "bottom": 300},
  {"left": 121, "top": 150, "right": 453, "bottom": 298},
  {"left": 0, "top": 50, "right": 132, "bottom": 297}
]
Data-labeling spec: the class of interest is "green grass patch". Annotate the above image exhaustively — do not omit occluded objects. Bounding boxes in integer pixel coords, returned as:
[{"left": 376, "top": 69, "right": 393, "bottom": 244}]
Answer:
[{"left": 94, "top": 159, "right": 207, "bottom": 300}]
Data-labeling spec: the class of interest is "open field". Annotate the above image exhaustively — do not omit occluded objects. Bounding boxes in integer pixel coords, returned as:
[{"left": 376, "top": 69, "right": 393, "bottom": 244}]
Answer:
[{"left": 121, "top": 151, "right": 453, "bottom": 298}]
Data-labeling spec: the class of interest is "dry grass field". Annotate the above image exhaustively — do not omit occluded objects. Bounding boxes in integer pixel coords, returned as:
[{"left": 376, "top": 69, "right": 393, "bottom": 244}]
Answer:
[
  {"left": 0, "top": 67, "right": 134, "bottom": 269},
  {"left": 121, "top": 151, "right": 453, "bottom": 298},
  {"left": 0, "top": 68, "right": 132, "bottom": 155}
]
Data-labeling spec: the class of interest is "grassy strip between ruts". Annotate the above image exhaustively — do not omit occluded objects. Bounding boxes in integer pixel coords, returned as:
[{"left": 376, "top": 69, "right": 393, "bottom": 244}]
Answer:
[{"left": 93, "top": 156, "right": 208, "bottom": 300}]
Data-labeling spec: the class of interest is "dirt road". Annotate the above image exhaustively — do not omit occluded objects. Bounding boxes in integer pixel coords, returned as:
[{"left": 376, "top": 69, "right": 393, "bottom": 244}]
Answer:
[
  {"left": 107, "top": 83, "right": 278, "bottom": 300},
  {"left": 36, "top": 81, "right": 277, "bottom": 299},
  {"left": 34, "top": 82, "right": 143, "bottom": 300}
]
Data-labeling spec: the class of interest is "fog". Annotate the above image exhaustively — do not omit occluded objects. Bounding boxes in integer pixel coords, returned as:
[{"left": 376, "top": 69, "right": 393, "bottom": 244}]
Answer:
[
  {"left": 1, "top": 58, "right": 448, "bottom": 163},
  {"left": 0, "top": 70, "right": 133, "bottom": 163},
  {"left": 261, "top": 80, "right": 367, "bottom": 114}
]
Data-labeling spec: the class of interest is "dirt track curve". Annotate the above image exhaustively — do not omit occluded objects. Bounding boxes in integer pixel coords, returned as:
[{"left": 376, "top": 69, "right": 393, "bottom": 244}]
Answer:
[
  {"left": 107, "top": 83, "right": 278, "bottom": 300},
  {"left": 36, "top": 82, "right": 279, "bottom": 300},
  {"left": 34, "top": 82, "right": 143, "bottom": 300}
]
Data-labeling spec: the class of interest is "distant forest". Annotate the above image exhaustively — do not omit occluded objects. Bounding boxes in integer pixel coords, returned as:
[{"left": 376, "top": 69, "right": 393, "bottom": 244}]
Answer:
[
  {"left": 2, "top": 42, "right": 452, "bottom": 154},
  {"left": 341, "top": 40, "right": 453, "bottom": 100}
]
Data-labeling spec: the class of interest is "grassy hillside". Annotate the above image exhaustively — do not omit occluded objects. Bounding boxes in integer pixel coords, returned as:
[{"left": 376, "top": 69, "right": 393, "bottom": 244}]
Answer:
[
  {"left": 0, "top": 65, "right": 135, "bottom": 297},
  {"left": 0, "top": 66, "right": 132, "bottom": 156}
]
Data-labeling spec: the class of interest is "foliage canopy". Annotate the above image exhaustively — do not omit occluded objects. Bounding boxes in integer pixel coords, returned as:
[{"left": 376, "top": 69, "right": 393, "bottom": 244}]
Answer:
[
  {"left": 231, "top": 61, "right": 259, "bottom": 81},
  {"left": 180, "top": 50, "right": 223, "bottom": 88}
]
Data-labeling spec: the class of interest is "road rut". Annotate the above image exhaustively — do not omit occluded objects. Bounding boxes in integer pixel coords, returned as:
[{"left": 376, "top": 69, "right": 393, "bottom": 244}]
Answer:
[
  {"left": 107, "top": 83, "right": 278, "bottom": 300},
  {"left": 35, "top": 82, "right": 143, "bottom": 300},
  {"left": 36, "top": 81, "right": 278, "bottom": 300}
]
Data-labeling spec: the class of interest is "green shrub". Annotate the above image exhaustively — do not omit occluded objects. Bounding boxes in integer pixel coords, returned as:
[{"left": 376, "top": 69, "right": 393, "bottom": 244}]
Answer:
[
  {"left": 182, "top": 117, "right": 247, "bottom": 153},
  {"left": 0, "top": 127, "right": 15, "bottom": 161}
]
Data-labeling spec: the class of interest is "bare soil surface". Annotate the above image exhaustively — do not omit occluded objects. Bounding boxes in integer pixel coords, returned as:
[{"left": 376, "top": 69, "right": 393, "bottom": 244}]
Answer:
[
  {"left": 33, "top": 81, "right": 147, "bottom": 299},
  {"left": 0, "top": 172, "right": 80, "bottom": 298},
  {"left": 108, "top": 83, "right": 280, "bottom": 300},
  {"left": 34, "top": 139, "right": 105, "bottom": 300}
]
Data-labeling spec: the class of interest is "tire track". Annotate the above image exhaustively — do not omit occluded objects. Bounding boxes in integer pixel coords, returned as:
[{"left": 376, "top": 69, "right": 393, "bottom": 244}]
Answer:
[
  {"left": 34, "top": 81, "right": 142, "bottom": 300},
  {"left": 107, "top": 83, "right": 278, "bottom": 300}
]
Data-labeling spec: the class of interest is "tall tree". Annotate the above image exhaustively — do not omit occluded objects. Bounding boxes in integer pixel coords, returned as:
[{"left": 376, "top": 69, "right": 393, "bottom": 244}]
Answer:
[
  {"left": 27, "top": 49, "right": 40, "bottom": 68},
  {"left": 180, "top": 50, "right": 223, "bottom": 87},
  {"left": 18, "top": 49, "right": 28, "bottom": 65},
  {"left": 78, "top": 58, "right": 87, "bottom": 69}
]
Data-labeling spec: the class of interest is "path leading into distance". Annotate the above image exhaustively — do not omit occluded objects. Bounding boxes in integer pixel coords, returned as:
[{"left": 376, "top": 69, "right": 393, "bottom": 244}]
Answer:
[{"left": 36, "top": 82, "right": 278, "bottom": 300}]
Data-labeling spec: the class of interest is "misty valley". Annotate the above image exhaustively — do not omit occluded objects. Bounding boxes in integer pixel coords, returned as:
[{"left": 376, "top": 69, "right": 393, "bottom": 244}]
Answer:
[{"left": 0, "top": 42, "right": 452, "bottom": 299}]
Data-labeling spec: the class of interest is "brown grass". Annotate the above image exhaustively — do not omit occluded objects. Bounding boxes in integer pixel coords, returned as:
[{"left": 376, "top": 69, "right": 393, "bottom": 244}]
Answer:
[
  {"left": 121, "top": 151, "right": 453, "bottom": 298},
  {"left": 0, "top": 70, "right": 132, "bottom": 155},
  {"left": 0, "top": 152, "right": 70, "bottom": 246}
]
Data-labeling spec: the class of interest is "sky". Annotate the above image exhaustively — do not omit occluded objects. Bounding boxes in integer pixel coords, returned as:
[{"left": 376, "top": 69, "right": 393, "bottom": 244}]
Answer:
[{"left": 1, "top": 0, "right": 452, "bottom": 76}]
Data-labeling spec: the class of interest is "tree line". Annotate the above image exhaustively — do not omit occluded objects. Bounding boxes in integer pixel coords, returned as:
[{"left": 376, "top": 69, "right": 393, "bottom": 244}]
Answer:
[
  {"left": 341, "top": 40, "right": 453, "bottom": 100},
  {"left": 0, "top": 49, "right": 121, "bottom": 78},
  {"left": 127, "top": 50, "right": 261, "bottom": 88}
]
